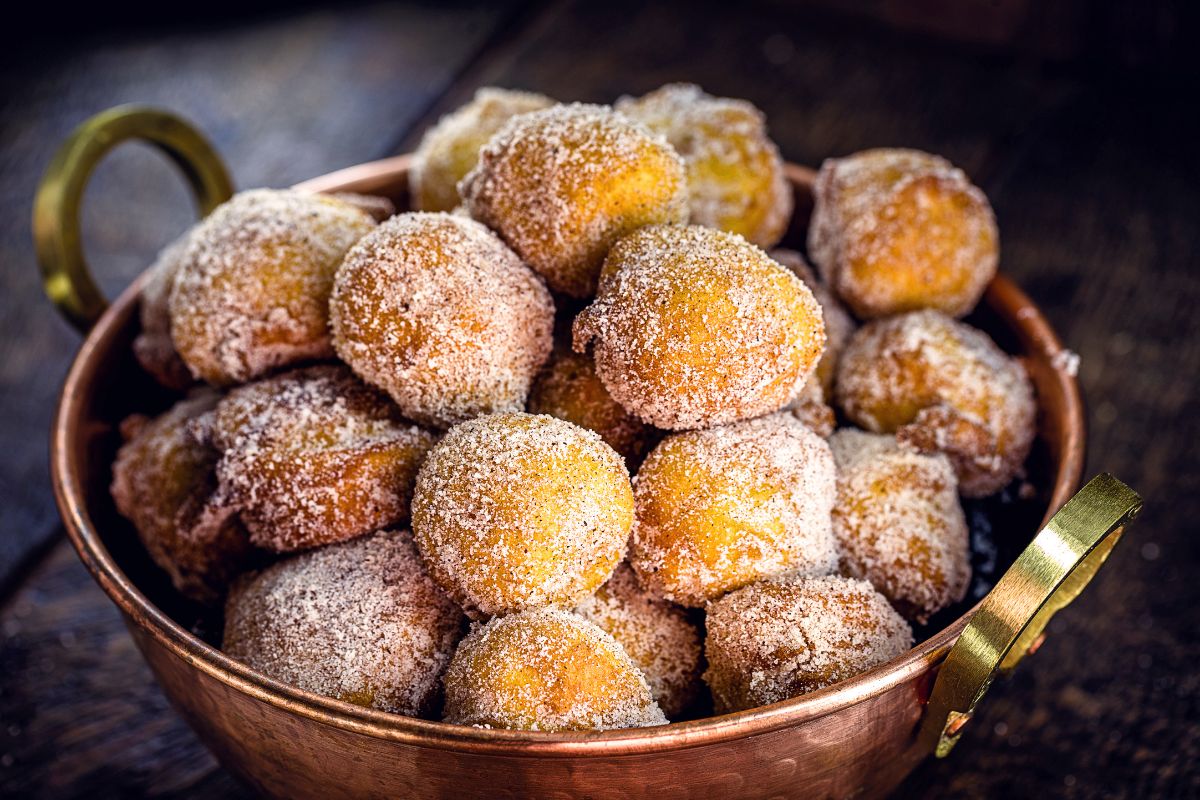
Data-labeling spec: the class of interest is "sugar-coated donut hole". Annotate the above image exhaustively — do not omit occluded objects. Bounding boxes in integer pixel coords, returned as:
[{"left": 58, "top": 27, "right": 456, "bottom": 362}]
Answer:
[
  {"left": 574, "top": 563, "right": 703, "bottom": 718},
  {"left": 630, "top": 413, "right": 839, "bottom": 607},
  {"left": 462, "top": 103, "right": 689, "bottom": 298},
  {"left": 704, "top": 574, "right": 913, "bottom": 713},
  {"left": 411, "top": 87, "right": 554, "bottom": 213},
  {"left": 330, "top": 212, "right": 554, "bottom": 428},
  {"left": 110, "top": 391, "right": 252, "bottom": 605},
  {"left": 829, "top": 429, "right": 971, "bottom": 624},
  {"left": 575, "top": 224, "right": 826, "bottom": 431},
  {"left": 442, "top": 608, "right": 667, "bottom": 731},
  {"left": 411, "top": 412, "right": 634, "bottom": 618},
  {"left": 617, "top": 83, "right": 792, "bottom": 248},
  {"left": 835, "top": 310, "right": 1036, "bottom": 497},
  {"left": 168, "top": 189, "right": 376, "bottom": 385},
  {"left": 207, "top": 365, "right": 437, "bottom": 553},
  {"left": 808, "top": 148, "right": 998, "bottom": 319},
  {"left": 223, "top": 530, "right": 465, "bottom": 716}
]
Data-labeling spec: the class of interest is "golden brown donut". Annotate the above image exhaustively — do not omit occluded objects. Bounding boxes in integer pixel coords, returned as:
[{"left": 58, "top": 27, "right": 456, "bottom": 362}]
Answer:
[
  {"left": 169, "top": 189, "right": 376, "bottom": 385},
  {"left": 207, "top": 365, "right": 436, "bottom": 553},
  {"left": 223, "top": 529, "right": 464, "bottom": 716},
  {"left": 835, "top": 310, "right": 1036, "bottom": 497},
  {"left": 617, "top": 83, "right": 792, "bottom": 247},
  {"left": 704, "top": 574, "right": 912, "bottom": 713},
  {"left": 808, "top": 148, "right": 998, "bottom": 319},
  {"left": 574, "top": 563, "right": 702, "bottom": 718},
  {"left": 771, "top": 248, "right": 856, "bottom": 402},
  {"left": 330, "top": 212, "right": 554, "bottom": 428},
  {"left": 574, "top": 224, "right": 826, "bottom": 430},
  {"left": 527, "top": 349, "right": 653, "bottom": 464},
  {"left": 110, "top": 391, "right": 252, "bottom": 604},
  {"left": 461, "top": 103, "right": 688, "bottom": 297},
  {"left": 411, "top": 412, "right": 633, "bottom": 618},
  {"left": 630, "top": 413, "right": 838, "bottom": 607},
  {"left": 411, "top": 87, "right": 554, "bottom": 213},
  {"left": 442, "top": 608, "right": 667, "bottom": 731},
  {"left": 829, "top": 429, "right": 970, "bottom": 623}
]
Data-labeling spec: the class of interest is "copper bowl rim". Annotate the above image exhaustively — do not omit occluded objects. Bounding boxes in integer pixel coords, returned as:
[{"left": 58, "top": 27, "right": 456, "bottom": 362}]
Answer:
[{"left": 50, "top": 157, "right": 1086, "bottom": 758}]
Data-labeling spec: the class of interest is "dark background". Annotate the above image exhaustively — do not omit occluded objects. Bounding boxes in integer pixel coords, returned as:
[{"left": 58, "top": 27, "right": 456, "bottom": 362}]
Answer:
[{"left": 1, "top": 1, "right": 1196, "bottom": 797}]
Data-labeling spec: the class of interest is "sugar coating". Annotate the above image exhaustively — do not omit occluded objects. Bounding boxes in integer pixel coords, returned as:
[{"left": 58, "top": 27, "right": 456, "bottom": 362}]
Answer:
[
  {"left": 704, "top": 574, "right": 913, "bottom": 713},
  {"left": 574, "top": 224, "right": 826, "bottom": 430},
  {"left": 808, "top": 148, "right": 998, "bottom": 319},
  {"left": 411, "top": 412, "right": 633, "bottom": 618},
  {"left": 829, "top": 429, "right": 970, "bottom": 624},
  {"left": 223, "top": 529, "right": 465, "bottom": 716},
  {"left": 574, "top": 562, "right": 703, "bottom": 718},
  {"left": 110, "top": 390, "right": 252, "bottom": 604},
  {"left": 169, "top": 189, "right": 376, "bottom": 385},
  {"left": 412, "top": 87, "right": 554, "bottom": 213},
  {"left": 630, "top": 413, "right": 838, "bottom": 607},
  {"left": 461, "top": 103, "right": 689, "bottom": 298},
  {"left": 330, "top": 212, "right": 554, "bottom": 428},
  {"left": 835, "top": 310, "right": 1036, "bottom": 497},
  {"left": 617, "top": 83, "right": 792, "bottom": 248},
  {"left": 527, "top": 349, "right": 652, "bottom": 464},
  {"left": 207, "top": 364, "right": 437, "bottom": 553},
  {"left": 134, "top": 231, "right": 196, "bottom": 391},
  {"left": 442, "top": 608, "right": 667, "bottom": 731},
  {"left": 771, "top": 248, "right": 857, "bottom": 402}
]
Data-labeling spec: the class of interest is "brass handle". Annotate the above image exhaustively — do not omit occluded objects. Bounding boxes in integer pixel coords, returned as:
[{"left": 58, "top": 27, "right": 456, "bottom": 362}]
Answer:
[
  {"left": 920, "top": 473, "right": 1142, "bottom": 757},
  {"left": 33, "top": 105, "right": 233, "bottom": 333}
]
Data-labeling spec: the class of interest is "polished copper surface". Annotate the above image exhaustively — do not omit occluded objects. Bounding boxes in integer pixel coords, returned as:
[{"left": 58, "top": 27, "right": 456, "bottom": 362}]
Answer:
[{"left": 49, "top": 156, "right": 1089, "bottom": 799}]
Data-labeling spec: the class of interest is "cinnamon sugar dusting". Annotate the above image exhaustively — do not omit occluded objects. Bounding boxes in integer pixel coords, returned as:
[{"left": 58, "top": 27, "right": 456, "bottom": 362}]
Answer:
[
  {"left": 223, "top": 529, "right": 465, "bottom": 716},
  {"left": 704, "top": 574, "right": 912, "bottom": 713},
  {"left": 331, "top": 212, "right": 554, "bottom": 428},
  {"left": 442, "top": 608, "right": 667, "bottom": 730},
  {"left": 574, "top": 224, "right": 826, "bottom": 430}
]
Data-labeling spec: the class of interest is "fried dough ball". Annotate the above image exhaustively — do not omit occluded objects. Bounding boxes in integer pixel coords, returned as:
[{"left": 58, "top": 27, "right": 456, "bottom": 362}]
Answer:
[
  {"left": 630, "top": 414, "right": 838, "bottom": 607},
  {"left": 411, "top": 87, "right": 554, "bottom": 213},
  {"left": 771, "top": 248, "right": 856, "bottom": 401},
  {"left": 575, "top": 563, "right": 702, "bottom": 717},
  {"left": 207, "top": 365, "right": 437, "bottom": 553},
  {"left": 836, "top": 310, "right": 1036, "bottom": 497},
  {"left": 574, "top": 225, "right": 826, "bottom": 430},
  {"left": 442, "top": 608, "right": 667, "bottom": 731},
  {"left": 330, "top": 213, "right": 553, "bottom": 428},
  {"left": 169, "top": 189, "right": 376, "bottom": 385},
  {"left": 704, "top": 575, "right": 913, "bottom": 713},
  {"left": 110, "top": 391, "right": 252, "bottom": 604},
  {"left": 527, "top": 349, "right": 652, "bottom": 464},
  {"left": 223, "top": 529, "right": 465, "bottom": 716},
  {"left": 617, "top": 83, "right": 791, "bottom": 248},
  {"left": 461, "top": 103, "right": 688, "bottom": 298},
  {"left": 412, "top": 412, "right": 633, "bottom": 618},
  {"left": 133, "top": 232, "right": 195, "bottom": 391},
  {"left": 808, "top": 148, "right": 998, "bottom": 319},
  {"left": 829, "top": 429, "right": 970, "bottom": 623}
]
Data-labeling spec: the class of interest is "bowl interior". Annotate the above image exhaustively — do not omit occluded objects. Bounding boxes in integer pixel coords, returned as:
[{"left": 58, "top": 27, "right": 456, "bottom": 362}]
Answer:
[{"left": 52, "top": 158, "right": 1083, "bottom": 750}]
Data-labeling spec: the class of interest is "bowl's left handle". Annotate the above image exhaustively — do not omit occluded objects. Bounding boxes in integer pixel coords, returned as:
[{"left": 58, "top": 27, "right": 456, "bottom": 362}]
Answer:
[
  {"left": 33, "top": 105, "right": 234, "bottom": 333},
  {"left": 919, "top": 473, "right": 1143, "bottom": 757}
]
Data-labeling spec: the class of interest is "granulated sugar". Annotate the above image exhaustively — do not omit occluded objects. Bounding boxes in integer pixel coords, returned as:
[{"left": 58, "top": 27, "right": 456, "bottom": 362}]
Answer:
[{"left": 223, "top": 529, "right": 464, "bottom": 716}]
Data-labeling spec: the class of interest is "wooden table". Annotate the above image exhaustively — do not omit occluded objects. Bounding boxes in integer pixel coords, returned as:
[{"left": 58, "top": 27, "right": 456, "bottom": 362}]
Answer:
[{"left": 1, "top": 2, "right": 1196, "bottom": 797}]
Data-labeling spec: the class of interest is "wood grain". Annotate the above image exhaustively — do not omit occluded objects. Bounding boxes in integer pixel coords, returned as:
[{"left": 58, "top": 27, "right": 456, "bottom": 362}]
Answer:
[{"left": 1, "top": 1, "right": 1196, "bottom": 797}]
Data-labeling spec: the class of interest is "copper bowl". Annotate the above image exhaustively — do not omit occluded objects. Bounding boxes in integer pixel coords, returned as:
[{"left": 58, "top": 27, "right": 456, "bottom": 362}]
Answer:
[{"left": 37, "top": 107, "right": 1142, "bottom": 799}]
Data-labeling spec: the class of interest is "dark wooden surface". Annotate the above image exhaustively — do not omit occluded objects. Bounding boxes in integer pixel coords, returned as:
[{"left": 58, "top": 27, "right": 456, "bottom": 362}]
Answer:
[{"left": 1, "top": 2, "right": 1196, "bottom": 797}]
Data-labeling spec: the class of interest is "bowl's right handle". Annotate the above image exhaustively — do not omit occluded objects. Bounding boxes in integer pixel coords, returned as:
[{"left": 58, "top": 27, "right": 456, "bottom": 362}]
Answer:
[
  {"left": 919, "top": 473, "right": 1142, "bottom": 757},
  {"left": 33, "top": 105, "right": 233, "bottom": 333}
]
